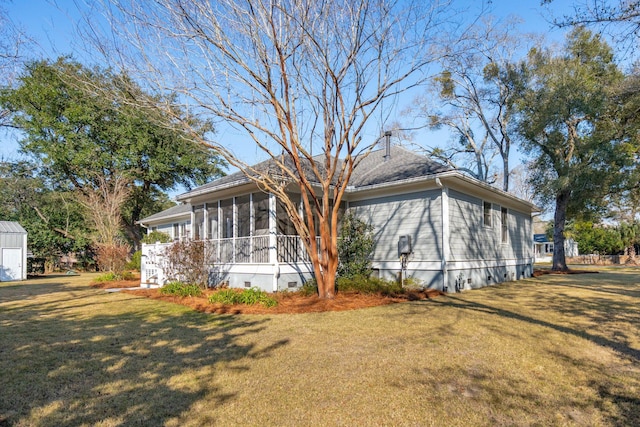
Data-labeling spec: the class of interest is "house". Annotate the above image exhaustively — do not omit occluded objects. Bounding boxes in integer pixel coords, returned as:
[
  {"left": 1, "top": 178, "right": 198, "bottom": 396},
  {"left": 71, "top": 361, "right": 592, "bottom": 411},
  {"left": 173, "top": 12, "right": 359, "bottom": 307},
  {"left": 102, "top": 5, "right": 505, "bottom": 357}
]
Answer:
[
  {"left": 139, "top": 146, "right": 538, "bottom": 292},
  {"left": 0, "top": 221, "right": 28, "bottom": 282},
  {"left": 533, "top": 234, "right": 579, "bottom": 263}
]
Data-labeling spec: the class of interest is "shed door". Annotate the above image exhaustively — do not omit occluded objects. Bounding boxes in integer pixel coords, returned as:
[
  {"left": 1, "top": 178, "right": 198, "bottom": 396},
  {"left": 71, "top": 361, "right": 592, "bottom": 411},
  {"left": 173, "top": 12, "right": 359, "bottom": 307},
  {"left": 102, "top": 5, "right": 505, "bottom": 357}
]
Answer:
[{"left": 1, "top": 248, "right": 23, "bottom": 281}]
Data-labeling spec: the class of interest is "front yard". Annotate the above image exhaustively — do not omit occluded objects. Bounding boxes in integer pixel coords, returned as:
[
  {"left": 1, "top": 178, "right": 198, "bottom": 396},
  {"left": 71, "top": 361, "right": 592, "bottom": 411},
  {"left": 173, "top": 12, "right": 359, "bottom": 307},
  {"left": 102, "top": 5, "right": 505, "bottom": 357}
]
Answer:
[{"left": 1, "top": 269, "right": 638, "bottom": 426}]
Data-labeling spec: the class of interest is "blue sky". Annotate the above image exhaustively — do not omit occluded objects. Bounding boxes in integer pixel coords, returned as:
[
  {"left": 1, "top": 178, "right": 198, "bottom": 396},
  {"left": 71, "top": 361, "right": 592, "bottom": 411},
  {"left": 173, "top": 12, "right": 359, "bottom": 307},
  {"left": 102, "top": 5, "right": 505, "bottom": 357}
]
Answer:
[{"left": 1, "top": 0, "right": 578, "bottom": 180}]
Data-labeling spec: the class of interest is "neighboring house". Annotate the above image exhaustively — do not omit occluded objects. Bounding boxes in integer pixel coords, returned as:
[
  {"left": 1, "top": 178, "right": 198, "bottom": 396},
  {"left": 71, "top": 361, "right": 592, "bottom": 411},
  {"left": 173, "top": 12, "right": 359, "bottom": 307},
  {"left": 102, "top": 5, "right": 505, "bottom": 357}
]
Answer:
[
  {"left": 533, "top": 234, "right": 579, "bottom": 263},
  {"left": 139, "top": 146, "right": 539, "bottom": 292},
  {"left": 0, "top": 221, "right": 28, "bottom": 282}
]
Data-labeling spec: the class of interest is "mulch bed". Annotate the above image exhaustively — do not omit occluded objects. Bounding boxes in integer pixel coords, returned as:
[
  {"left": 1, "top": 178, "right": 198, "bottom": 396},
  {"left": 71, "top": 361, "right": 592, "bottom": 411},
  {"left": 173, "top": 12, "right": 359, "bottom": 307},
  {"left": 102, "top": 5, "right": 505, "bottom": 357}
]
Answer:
[
  {"left": 121, "top": 288, "right": 444, "bottom": 315},
  {"left": 99, "top": 268, "right": 600, "bottom": 313}
]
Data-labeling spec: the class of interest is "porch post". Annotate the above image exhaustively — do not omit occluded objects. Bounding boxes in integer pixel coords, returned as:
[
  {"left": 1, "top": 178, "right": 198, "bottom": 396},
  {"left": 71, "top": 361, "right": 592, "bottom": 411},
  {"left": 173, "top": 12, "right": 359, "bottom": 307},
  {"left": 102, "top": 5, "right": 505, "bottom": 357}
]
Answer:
[
  {"left": 232, "top": 197, "right": 237, "bottom": 263},
  {"left": 269, "top": 193, "right": 279, "bottom": 292},
  {"left": 203, "top": 203, "right": 208, "bottom": 241},
  {"left": 250, "top": 193, "right": 254, "bottom": 263},
  {"left": 190, "top": 207, "right": 195, "bottom": 241},
  {"left": 217, "top": 200, "right": 222, "bottom": 261}
]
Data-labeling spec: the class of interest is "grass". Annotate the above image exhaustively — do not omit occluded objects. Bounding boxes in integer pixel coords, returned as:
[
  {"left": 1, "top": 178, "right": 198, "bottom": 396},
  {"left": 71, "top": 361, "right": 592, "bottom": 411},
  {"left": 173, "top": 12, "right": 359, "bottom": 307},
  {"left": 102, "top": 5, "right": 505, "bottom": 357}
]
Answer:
[{"left": 1, "top": 268, "right": 639, "bottom": 426}]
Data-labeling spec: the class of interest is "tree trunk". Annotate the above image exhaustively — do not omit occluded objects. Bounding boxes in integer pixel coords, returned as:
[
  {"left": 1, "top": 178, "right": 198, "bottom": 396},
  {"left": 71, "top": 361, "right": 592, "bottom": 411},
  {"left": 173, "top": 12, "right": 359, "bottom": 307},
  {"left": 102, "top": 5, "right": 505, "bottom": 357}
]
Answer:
[
  {"left": 502, "top": 156, "right": 509, "bottom": 192},
  {"left": 552, "top": 189, "right": 571, "bottom": 271}
]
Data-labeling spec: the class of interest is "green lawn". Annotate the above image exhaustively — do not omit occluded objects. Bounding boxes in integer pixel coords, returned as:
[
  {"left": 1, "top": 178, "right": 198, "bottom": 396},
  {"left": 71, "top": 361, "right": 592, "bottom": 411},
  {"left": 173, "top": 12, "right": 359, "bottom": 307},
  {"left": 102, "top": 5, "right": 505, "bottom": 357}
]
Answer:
[{"left": 1, "top": 269, "right": 639, "bottom": 426}]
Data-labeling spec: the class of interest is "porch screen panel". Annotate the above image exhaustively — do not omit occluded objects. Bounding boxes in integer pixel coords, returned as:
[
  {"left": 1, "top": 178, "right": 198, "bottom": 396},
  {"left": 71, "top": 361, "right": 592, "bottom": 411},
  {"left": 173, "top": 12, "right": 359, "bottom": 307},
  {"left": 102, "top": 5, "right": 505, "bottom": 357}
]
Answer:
[
  {"left": 277, "top": 196, "right": 300, "bottom": 235},
  {"left": 277, "top": 195, "right": 301, "bottom": 263},
  {"left": 253, "top": 192, "right": 269, "bottom": 234},
  {"left": 236, "top": 195, "right": 251, "bottom": 262},
  {"left": 207, "top": 204, "right": 218, "bottom": 240},
  {"left": 251, "top": 192, "right": 270, "bottom": 262},
  {"left": 236, "top": 195, "right": 251, "bottom": 237},
  {"left": 220, "top": 198, "right": 234, "bottom": 263},
  {"left": 193, "top": 205, "right": 204, "bottom": 240},
  {"left": 220, "top": 199, "right": 234, "bottom": 238}
]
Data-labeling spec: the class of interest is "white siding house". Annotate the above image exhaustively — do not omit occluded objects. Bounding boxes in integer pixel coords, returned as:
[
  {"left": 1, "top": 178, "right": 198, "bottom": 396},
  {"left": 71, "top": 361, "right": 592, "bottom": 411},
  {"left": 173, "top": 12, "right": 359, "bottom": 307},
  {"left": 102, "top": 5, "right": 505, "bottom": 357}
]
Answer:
[
  {"left": 0, "top": 221, "right": 28, "bottom": 282},
  {"left": 139, "top": 146, "right": 538, "bottom": 292}
]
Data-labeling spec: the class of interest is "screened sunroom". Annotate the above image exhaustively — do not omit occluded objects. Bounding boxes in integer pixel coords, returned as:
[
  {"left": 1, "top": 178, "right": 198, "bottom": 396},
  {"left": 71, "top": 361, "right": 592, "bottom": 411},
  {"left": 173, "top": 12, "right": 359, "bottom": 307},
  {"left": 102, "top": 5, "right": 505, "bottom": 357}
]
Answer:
[{"left": 140, "top": 190, "right": 344, "bottom": 291}]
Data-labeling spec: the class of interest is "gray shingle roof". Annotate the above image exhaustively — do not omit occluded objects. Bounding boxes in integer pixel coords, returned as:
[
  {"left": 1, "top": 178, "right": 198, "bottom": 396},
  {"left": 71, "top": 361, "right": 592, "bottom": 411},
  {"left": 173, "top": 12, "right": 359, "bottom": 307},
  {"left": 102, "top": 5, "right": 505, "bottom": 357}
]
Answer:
[
  {"left": 349, "top": 146, "right": 451, "bottom": 187},
  {"left": 139, "top": 203, "right": 192, "bottom": 223},
  {"left": 178, "top": 145, "right": 450, "bottom": 198},
  {"left": 177, "top": 152, "right": 340, "bottom": 200}
]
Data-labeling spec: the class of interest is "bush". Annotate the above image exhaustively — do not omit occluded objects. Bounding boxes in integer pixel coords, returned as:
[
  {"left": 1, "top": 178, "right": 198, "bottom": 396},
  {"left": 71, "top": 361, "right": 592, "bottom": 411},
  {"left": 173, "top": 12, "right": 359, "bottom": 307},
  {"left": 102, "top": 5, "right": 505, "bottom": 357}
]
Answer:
[
  {"left": 336, "top": 275, "right": 403, "bottom": 295},
  {"left": 125, "top": 250, "right": 142, "bottom": 271},
  {"left": 164, "top": 240, "right": 210, "bottom": 288},
  {"left": 95, "top": 243, "right": 130, "bottom": 274},
  {"left": 121, "top": 271, "right": 136, "bottom": 281},
  {"left": 93, "top": 271, "right": 120, "bottom": 283},
  {"left": 141, "top": 231, "right": 172, "bottom": 244},
  {"left": 160, "top": 281, "right": 203, "bottom": 297},
  {"left": 338, "top": 212, "right": 375, "bottom": 279},
  {"left": 208, "top": 288, "right": 277, "bottom": 307},
  {"left": 298, "top": 278, "right": 318, "bottom": 296}
]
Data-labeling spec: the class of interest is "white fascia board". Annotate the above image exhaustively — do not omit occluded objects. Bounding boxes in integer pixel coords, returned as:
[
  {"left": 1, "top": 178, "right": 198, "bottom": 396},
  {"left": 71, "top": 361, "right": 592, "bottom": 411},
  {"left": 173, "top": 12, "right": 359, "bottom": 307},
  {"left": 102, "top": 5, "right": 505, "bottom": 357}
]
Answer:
[{"left": 137, "top": 212, "right": 191, "bottom": 227}]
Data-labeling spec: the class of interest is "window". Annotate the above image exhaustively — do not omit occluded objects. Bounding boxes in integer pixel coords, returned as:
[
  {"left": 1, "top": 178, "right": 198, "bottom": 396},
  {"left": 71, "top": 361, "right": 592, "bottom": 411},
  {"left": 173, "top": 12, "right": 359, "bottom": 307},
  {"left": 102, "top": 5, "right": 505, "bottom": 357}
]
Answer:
[
  {"left": 483, "top": 201, "right": 492, "bottom": 227},
  {"left": 173, "top": 223, "right": 179, "bottom": 240},
  {"left": 501, "top": 207, "right": 508, "bottom": 243}
]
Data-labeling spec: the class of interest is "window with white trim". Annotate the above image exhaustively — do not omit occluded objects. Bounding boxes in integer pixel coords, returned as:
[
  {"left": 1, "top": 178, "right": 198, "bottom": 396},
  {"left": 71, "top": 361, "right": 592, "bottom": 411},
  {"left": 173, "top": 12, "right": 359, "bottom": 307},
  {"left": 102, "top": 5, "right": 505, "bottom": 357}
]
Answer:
[
  {"left": 483, "top": 201, "right": 492, "bottom": 227},
  {"left": 501, "top": 207, "right": 508, "bottom": 243}
]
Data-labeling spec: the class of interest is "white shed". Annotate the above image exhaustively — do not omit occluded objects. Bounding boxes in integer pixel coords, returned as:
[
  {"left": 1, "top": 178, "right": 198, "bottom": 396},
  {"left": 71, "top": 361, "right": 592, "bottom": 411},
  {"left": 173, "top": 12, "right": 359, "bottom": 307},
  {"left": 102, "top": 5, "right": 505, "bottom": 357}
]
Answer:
[{"left": 0, "top": 221, "right": 28, "bottom": 281}]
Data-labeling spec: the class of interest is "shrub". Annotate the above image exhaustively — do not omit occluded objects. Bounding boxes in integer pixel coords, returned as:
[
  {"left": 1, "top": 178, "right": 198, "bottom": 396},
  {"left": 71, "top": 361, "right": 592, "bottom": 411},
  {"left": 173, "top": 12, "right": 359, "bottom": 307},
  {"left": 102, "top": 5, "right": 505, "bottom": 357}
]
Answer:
[
  {"left": 208, "top": 289, "right": 239, "bottom": 305},
  {"left": 160, "top": 281, "right": 203, "bottom": 297},
  {"left": 121, "top": 271, "right": 136, "bottom": 281},
  {"left": 95, "top": 243, "right": 131, "bottom": 274},
  {"left": 338, "top": 212, "right": 375, "bottom": 279},
  {"left": 298, "top": 278, "right": 318, "bottom": 296},
  {"left": 164, "top": 240, "right": 211, "bottom": 288},
  {"left": 93, "top": 271, "right": 120, "bottom": 283},
  {"left": 208, "top": 288, "right": 277, "bottom": 307},
  {"left": 336, "top": 275, "right": 403, "bottom": 296},
  {"left": 141, "top": 231, "right": 172, "bottom": 244},
  {"left": 125, "top": 250, "right": 142, "bottom": 271}
]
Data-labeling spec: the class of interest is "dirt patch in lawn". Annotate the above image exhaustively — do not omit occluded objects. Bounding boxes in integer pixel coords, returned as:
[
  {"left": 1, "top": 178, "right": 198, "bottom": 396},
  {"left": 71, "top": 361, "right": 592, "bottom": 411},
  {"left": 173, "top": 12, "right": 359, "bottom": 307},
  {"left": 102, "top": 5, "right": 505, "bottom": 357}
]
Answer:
[
  {"left": 532, "top": 269, "right": 599, "bottom": 277},
  {"left": 122, "top": 288, "right": 444, "bottom": 314}
]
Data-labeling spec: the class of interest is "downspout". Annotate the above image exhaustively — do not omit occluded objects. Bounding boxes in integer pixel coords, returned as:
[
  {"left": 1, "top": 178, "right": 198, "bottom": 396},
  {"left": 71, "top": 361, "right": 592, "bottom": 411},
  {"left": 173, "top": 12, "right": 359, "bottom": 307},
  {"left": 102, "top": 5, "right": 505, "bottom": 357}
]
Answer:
[{"left": 436, "top": 178, "right": 449, "bottom": 292}]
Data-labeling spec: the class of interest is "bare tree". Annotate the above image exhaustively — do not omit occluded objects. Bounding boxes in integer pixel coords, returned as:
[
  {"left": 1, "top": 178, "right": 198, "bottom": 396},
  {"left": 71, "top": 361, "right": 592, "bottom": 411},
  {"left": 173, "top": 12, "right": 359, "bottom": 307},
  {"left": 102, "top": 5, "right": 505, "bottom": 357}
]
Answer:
[
  {"left": 79, "top": 173, "right": 132, "bottom": 273},
  {"left": 545, "top": 0, "right": 640, "bottom": 51},
  {"left": 502, "top": 163, "right": 537, "bottom": 203},
  {"left": 79, "top": 173, "right": 131, "bottom": 246},
  {"left": 80, "top": 0, "right": 476, "bottom": 298},
  {"left": 413, "top": 19, "right": 531, "bottom": 191},
  {"left": 0, "top": 3, "right": 28, "bottom": 126}
]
